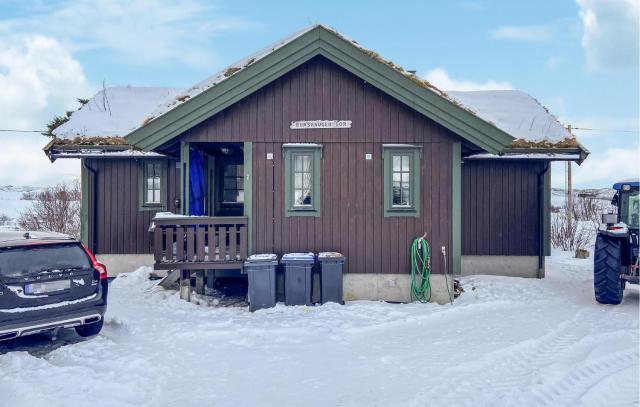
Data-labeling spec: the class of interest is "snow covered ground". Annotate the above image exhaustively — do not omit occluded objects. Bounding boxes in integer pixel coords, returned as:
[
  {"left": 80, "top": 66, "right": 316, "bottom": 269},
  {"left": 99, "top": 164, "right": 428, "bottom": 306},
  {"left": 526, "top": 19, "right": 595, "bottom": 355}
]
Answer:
[{"left": 1, "top": 251, "right": 638, "bottom": 407}]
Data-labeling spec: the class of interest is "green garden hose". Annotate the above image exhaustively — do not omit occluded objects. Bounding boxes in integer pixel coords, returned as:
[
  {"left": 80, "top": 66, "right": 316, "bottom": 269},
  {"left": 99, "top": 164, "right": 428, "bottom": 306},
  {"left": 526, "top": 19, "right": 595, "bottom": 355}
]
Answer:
[{"left": 410, "top": 234, "right": 431, "bottom": 302}]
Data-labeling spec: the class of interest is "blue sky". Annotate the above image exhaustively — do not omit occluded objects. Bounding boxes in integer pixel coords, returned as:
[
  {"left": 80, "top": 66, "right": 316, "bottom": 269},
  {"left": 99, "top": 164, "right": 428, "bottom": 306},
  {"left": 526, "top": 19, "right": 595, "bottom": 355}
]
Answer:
[{"left": 0, "top": 0, "right": 637, "bottom": 188}]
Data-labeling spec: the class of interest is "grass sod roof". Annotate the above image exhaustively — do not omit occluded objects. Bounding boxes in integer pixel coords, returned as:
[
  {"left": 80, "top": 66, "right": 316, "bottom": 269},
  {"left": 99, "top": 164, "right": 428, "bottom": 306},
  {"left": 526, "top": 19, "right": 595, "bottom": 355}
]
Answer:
[{"left": 46, "top": 24, "right": 584, "bottom": 157}]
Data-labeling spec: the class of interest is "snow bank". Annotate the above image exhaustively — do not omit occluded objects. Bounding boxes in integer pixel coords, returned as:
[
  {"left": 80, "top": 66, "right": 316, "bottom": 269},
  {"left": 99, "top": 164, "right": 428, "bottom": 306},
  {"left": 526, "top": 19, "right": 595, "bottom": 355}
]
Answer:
[{"left": 1, "top": 252, "right": 637, "bottom": 406}]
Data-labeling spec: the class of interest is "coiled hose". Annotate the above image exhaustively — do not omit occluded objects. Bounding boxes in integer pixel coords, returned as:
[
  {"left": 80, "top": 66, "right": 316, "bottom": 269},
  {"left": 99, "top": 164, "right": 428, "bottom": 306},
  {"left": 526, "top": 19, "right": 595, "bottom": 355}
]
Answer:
[{"left": 410, "top": 234, "right": 431, "bottom": 302}]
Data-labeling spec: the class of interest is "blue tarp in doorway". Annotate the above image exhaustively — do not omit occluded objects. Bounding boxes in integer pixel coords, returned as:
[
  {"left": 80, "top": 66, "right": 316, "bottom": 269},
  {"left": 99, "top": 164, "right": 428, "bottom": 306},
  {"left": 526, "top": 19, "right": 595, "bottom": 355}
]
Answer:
[{"left": 189, "top": 149, "right": 207, "bottom": 216}]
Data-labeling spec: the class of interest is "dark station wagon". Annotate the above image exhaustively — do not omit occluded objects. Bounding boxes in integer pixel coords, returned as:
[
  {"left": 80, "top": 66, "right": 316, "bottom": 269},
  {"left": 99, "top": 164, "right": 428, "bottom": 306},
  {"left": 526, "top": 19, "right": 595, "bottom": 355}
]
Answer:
[{"left": 0, "top": 231, "right": 108, "bottom": 342}]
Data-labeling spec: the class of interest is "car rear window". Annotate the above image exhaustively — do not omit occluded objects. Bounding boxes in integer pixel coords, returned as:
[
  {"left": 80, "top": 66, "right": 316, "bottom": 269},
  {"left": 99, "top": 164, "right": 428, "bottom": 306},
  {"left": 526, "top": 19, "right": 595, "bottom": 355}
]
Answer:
[{"left": 0, "top": 243, "right": 92, "bottom": 278}]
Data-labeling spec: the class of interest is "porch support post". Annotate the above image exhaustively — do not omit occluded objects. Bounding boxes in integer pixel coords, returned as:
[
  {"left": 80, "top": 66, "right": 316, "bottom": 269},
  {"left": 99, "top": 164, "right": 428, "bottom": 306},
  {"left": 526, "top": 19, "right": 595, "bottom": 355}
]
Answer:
[
  {"left": 179, "top": 270, "right": 191, "bottom": 301},
  {"left": 180, "top": 141, "right": 190, "bottom": 215},
  {"left": 243, "top": 141, "right": 253, "bottom": 255},
  {"left": 195, "top": 271, "right": 205, "bottom": 295},
  {"left": 451, "top": 142, "right": 461, "bottom": 275}
]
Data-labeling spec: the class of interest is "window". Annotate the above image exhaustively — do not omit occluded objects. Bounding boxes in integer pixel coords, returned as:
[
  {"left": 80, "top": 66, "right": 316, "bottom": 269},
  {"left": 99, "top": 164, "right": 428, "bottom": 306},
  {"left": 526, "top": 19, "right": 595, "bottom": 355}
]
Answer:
[
  {"left": 284, "top": 145, "right": 322, "bottom": 217},
  {"left": 139, "top": 160, "right": 166, "bottom": 210},
  {"left": 146, "top": 162, "right": 162, "bottom": 204},
  {"left": 392, "top": 154, "right": 412, "bottom": 207},
  {"left": 620, "top": 190, "right": 639, "bottom": 229},
  {"left": 293, "top": 154, "right": 313, "bottom": 207},
  {"left": 222, "top": 164, "right": 244, "bottom": 204},
  {"left": 383, "top": 145, "right": 421, "bottom": 217},
  {"left": 0, "top": 243, "right": 91, "bottom": 279}
]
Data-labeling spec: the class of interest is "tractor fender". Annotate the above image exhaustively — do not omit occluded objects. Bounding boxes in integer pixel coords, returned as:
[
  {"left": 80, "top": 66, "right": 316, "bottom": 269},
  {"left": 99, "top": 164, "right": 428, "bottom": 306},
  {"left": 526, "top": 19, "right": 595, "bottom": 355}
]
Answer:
[{"left": 598, "top": 222, "right": 629, "bottom": 238}]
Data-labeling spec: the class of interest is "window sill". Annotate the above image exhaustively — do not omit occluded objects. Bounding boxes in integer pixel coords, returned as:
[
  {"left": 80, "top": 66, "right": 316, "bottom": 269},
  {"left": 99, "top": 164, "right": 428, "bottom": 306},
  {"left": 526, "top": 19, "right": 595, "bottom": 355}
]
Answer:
[
  {"left": 285, "top": 207, "right": 320, "bottom": 217},
  {"left": 384, "top": 207, "right": 419, "bottom": 218},
  {"left": 140, "top": 204, "right": 166, "bottom": 212}
]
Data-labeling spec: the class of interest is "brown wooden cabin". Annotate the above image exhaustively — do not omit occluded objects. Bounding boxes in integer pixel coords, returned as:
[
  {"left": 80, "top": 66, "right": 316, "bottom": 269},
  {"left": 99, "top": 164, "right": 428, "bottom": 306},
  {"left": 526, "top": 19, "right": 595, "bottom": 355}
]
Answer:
[{"left": 45, "top": 25, "right": 588, "bottom": 303}]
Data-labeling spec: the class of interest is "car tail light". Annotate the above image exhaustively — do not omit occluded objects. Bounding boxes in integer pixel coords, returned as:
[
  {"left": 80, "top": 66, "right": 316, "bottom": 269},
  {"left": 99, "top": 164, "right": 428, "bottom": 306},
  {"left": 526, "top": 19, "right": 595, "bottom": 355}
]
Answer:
[{"left": 81, "top": 244, "right": 108, "bottom": 280}]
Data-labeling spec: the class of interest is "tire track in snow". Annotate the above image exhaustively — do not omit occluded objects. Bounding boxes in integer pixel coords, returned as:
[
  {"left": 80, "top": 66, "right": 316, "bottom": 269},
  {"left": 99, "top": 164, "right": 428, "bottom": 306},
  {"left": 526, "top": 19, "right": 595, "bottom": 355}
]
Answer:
[
  {"left": 580, "top": 365, "right": 640, "bottom": 407},
  {"left": 529, "top": 348, "right": 639, "bottom": 406},
  {"left": 410, "top": 310, "right": 623, "bottom": 406}
]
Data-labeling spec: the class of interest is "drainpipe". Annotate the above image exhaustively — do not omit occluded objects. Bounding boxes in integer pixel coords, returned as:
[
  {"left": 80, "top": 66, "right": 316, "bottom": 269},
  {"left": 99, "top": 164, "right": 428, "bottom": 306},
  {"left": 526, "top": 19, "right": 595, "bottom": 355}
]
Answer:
[
  {"left": 83, "top": 161, "right": 98, "bottom": 254},
  {"left": 271, "top": 158, "right": 275, "bottom": 254},
  {"left": 537, "top": 162, "right": 550, "bottom": 278}
]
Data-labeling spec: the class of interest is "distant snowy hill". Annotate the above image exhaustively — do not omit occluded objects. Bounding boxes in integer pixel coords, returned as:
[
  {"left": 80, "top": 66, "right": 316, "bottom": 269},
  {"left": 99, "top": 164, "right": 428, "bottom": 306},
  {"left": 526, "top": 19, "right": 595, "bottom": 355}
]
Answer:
[
  {"left": 551, "top": 187, "right": 615, "bottom": 208},
  {"left": 0, "top": 185, "right": 44, "bottom": 230}
]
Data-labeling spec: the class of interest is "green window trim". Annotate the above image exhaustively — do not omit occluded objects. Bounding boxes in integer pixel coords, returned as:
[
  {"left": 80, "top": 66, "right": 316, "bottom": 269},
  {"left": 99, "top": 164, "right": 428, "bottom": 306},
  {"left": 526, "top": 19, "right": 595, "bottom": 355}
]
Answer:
[
  {"left": 452, "top": 142, "right": 461, "bottom": 275},
  {"left": 284, "top": 144, "right": 322, "bottom": 217},
  {"left": 383, "top": 145, "right": 421, "bottom": 217},
  {"left": 138, "top": 159, "right": 168, "bottom": 211}
]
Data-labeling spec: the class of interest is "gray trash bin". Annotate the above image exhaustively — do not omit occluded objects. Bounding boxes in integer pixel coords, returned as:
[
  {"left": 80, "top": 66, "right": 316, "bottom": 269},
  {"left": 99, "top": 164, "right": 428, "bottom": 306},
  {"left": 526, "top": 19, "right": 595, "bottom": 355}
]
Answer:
[
  {"left": 318, "top": 252, "right": 346, "bottom": 304},
  {"left": 244, "top": 254, "right": 278, "bottom": 312},
  {"left": 281, "top": 253, "right": 315, "bottom": 306}
]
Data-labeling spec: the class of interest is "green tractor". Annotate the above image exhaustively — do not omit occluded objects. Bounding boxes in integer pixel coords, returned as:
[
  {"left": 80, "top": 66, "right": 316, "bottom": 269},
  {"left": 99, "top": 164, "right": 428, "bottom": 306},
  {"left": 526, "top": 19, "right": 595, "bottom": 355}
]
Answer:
[{"left": 594, "top": 179, "right": 639, "bottom": 304}]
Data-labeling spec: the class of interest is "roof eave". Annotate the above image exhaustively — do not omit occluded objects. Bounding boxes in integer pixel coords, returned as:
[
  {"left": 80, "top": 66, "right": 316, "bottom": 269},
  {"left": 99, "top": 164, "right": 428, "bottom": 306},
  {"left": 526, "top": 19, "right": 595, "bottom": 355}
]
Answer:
[{"left": 466, "top": 145, "right": 590, "bottom": 163}]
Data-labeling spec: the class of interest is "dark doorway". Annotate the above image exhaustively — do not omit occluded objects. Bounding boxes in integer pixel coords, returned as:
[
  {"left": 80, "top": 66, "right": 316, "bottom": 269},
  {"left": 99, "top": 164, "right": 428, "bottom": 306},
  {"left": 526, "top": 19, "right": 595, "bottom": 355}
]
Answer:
[{"left": 191, "top": 142, "right": 244, "bottom": 217}]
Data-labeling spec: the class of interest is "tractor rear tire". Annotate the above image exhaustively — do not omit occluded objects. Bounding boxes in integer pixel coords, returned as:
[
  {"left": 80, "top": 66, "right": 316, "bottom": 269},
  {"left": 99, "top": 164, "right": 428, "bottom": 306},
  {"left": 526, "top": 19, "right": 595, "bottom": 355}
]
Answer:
[{"left": 594, "top": 235, "right": 624, "bottom": 304}]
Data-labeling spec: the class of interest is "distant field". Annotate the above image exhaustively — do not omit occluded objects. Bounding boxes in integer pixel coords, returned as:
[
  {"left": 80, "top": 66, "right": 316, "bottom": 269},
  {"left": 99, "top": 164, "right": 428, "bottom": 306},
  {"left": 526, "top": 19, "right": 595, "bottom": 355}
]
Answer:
[{"left": 0, "top": 186, "right": 44, "bottom": 229}]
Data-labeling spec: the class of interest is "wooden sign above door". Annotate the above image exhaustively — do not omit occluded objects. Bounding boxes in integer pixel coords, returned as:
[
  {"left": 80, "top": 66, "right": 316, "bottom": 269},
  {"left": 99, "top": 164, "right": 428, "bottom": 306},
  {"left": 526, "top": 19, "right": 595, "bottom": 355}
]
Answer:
[{"left": 290, "top": 120, "right": 352, "bottom": 129}]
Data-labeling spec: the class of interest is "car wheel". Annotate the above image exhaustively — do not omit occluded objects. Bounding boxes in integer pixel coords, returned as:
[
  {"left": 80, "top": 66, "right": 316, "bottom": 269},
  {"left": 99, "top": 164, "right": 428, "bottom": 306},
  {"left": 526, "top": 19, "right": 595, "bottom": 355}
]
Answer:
[{"left": 75, "top": 319, "right": 104, "bottom": 338}]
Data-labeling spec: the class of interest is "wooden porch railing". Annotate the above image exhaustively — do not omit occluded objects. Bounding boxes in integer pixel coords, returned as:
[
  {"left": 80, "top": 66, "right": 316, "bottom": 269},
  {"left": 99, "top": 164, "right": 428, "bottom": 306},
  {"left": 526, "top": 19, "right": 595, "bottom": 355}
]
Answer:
[{"left": 151, "top": 216, "right": 248, "bottom": 270}]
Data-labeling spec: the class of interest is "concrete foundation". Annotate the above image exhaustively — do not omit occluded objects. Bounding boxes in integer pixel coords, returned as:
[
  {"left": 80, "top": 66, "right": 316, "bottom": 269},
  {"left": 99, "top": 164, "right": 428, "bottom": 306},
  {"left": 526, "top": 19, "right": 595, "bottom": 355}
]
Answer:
[
  {"left": 94, "top": 254, "right": 459, "bottom": 303},
  {"left": 461, "top": 255, "right": 543, "bottom": 278},
  {"left": 343, "top": 273, "right": 454, "bottom": 304},
  {"left": 96, "top": 254, "right": 154, "bottom": 277}
]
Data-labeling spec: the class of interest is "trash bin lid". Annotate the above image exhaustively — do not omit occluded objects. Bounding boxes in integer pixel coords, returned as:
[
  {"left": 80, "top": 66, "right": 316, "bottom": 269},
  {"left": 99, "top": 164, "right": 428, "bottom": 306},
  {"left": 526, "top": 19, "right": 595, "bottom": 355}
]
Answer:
[
  {"left": 244, "top": 253, "right": 278, "bottom": 269},
  {"left": 318, "top": 252, "right": 344, "bottom": 259},
  {"left": 247, "top": 253, "right": 278, "bottom": 262},
  {"left": 281, "top": 252, "right": 315, "bottom": 263}
]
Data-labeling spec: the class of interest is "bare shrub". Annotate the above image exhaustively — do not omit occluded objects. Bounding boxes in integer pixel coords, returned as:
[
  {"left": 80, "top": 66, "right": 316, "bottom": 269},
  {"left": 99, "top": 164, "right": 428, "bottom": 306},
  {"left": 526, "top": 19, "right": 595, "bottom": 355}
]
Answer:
[
  {"left": 550, "top": 193, "right": 615, "bottom": 252},
  {"left": 0, "top": 213, "right": 11, "bottom": 226},
  {"left": 17, "top": 181, "right": 81, "bottom": 238},
  {"left": 572, "top": 195, "right": 609, "bottom": 230},
  {"left": 551, "top": 212, "right": 592, "bottom": 251}
]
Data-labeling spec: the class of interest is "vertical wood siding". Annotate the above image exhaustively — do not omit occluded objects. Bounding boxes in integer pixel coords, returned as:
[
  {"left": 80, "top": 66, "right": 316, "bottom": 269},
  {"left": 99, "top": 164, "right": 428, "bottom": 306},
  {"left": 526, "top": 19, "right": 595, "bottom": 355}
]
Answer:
[
  {"left": 182, "top": 56, "right": 458, "bottom": 274},
  {"left": 86, "top": 158, "right": 180, "bottom": 254},
  {"left": 461, "top": 160, "right": 543, "bottom": 256}
]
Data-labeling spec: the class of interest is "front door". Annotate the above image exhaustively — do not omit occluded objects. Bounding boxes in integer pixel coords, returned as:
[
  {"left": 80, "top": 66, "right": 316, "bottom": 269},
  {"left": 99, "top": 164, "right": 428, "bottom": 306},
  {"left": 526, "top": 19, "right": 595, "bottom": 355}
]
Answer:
[{"left": 212, "top": 156, "right": 244, "bottom": 217}]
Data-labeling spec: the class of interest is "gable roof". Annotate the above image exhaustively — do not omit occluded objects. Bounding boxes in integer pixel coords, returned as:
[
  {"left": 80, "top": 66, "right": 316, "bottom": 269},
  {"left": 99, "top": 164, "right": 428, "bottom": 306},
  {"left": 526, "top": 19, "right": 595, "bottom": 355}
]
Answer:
[
  {"left": 48, "top": 25, "right": 586, "bottom": 160},
  {"left": 124, "top": 24, "right": 516, "bottom": 153}
]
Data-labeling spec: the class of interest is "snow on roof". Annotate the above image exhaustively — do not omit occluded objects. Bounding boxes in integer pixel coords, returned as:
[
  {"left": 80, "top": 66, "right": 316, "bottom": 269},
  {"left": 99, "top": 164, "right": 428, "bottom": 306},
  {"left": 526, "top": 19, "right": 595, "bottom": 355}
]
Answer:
[
  {"left": 447, "top": 90, "right": 574, "bottom": 146},
  {"left": 53, "top": 86, "right": 182, "bottom": 139},
  {"left": 50, "top": 149, "right": 165, "bottom": 159}
]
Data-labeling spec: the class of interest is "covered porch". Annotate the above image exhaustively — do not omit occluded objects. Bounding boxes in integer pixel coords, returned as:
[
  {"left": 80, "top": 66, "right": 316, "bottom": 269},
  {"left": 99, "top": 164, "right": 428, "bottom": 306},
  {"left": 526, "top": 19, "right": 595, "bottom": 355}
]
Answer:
[{"left": 149, "top": 141, "right": 253, "bottom": 297}]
